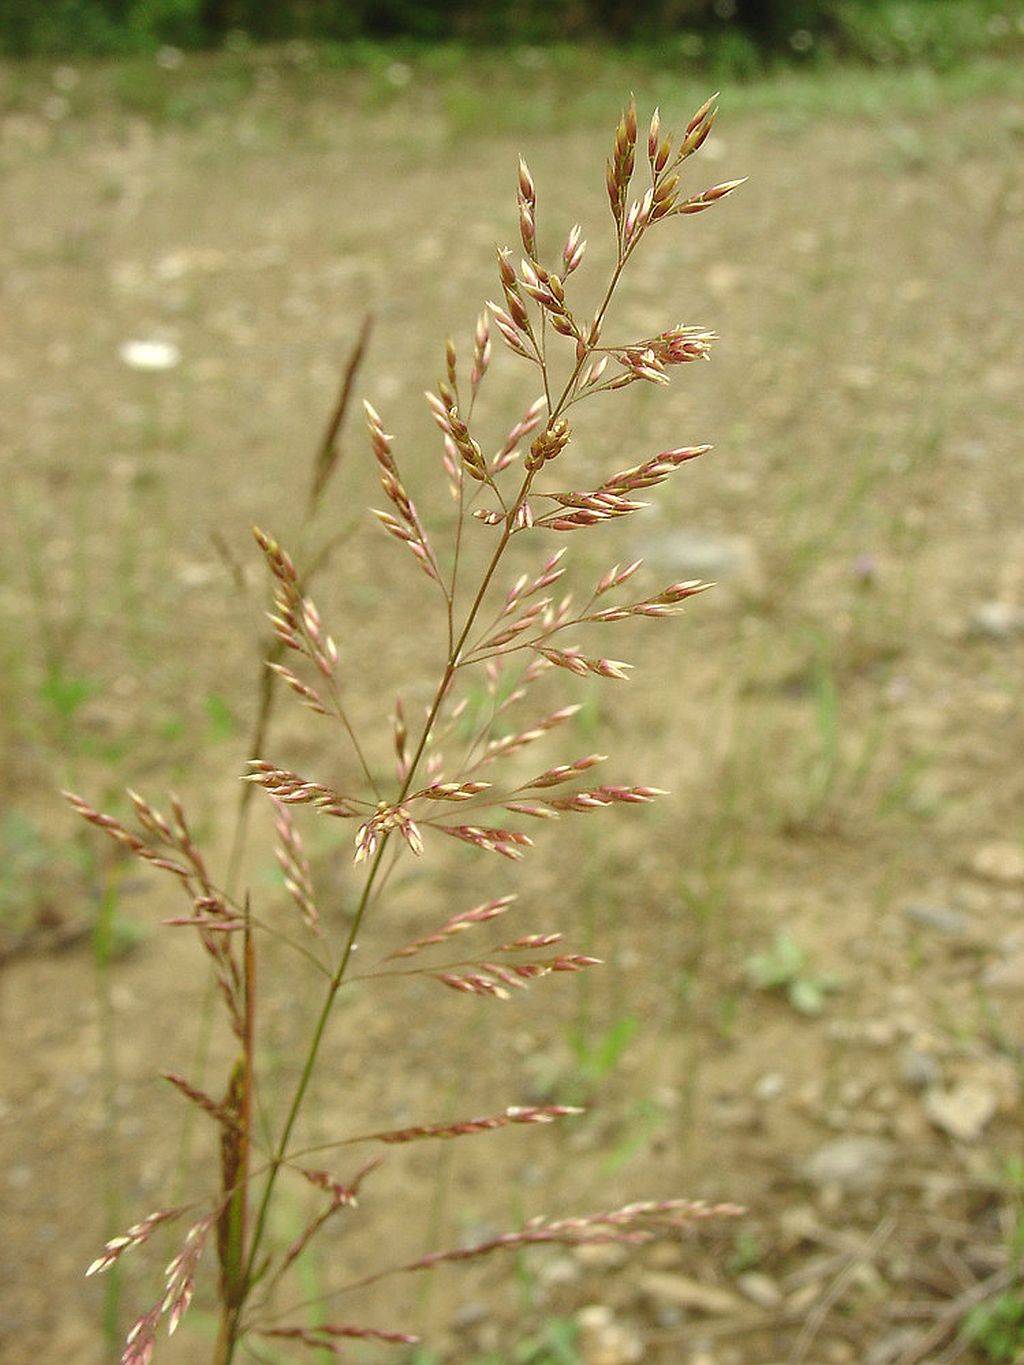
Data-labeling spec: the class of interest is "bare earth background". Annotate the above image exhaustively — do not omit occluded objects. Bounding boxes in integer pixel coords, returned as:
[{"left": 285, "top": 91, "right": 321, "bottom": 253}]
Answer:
[{"left": 1, "top": 47, "right": 1023, "bottom": 1365}]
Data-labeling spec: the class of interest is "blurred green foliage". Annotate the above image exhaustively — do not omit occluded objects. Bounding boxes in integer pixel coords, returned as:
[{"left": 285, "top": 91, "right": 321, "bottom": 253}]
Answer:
[
  {"left": 965, "top": 1291, "right": 1024, "bottom": 1362},
  {"left": 0, "top": 0, "right": 1019, "bottom": 65}
]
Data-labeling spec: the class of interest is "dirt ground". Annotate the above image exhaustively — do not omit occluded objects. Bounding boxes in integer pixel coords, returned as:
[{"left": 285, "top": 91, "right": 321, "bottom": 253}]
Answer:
[{"left": 1, "top": 49, "right": 1023, "bottom": 1365}]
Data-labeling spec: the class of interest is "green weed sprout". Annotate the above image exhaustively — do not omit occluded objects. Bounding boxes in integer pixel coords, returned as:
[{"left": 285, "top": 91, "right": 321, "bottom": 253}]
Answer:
[{"left": 744, "top": 930, "right": 841, "bottom": 1015}]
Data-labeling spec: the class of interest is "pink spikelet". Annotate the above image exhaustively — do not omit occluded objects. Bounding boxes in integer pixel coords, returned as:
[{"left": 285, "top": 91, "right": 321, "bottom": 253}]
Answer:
[
  {"left": 423, "top": 387, "right": 488, "bottom": 483},
  {"left": 537, "top": 646, "right": 632, "bottom": 681},
  {"left": 393, "top": 696, "right": 410, "bottom": 781},
  {"left": 278, "top": 1158, "right": 384, "bottom": 1278},
  {"left": 86, "top": 1208, "right": 186, "bottom": 1278},
  {"left": 480, "top": 704, "right": 581, "bottom": 765},
  {"left": 121, "top": 1305, "right": 162, "bottom": 1365},
  {"left": 162, "top": 1214, "right": 216, "bottom": 1336},
  {"left": 254, "top": 527, "right": 338, "bottom": 678},
  {"left": 298, "top": 1156, "right": 383, "bottom": 1205},
  {"left": 355, "top": 802, "right": 424, "bottom": 864},
  {"left": 64, "top": 791, "right": 190, "bottom": 880},
  {"left": 520, "top": 754, "right": 607, "bottom": 790},
  {"left": 493, "top": 395, "right": 547, "bottom": 474},
  {"left": 470, "top": 309, "right": 491, "bottom": 394},
  {"left": 434, "top": 823, "right": 533, "bottom": 860},
  {"left": 162, "top": 1072, "right": 242, "bottom": 1129},
  {"left": 92, "top": 1213, "right": 215, "bottom": 1363},
  {"left": 272, "top": 798, "right": 321, "bottom": 935},
  {"left": 367, "top": 1104, "right": 583, "bottom": 1144},
  {"left": 387, "top": 894, "right": 517, "bottom": 959},
  {"left": 243, "top": 763, "right": 367, "bottom": 819},
  {"left": 546, "top": 783, "right": 667, "bottom": 813},
  {"left": 435, "top": 953, "right": 600, "bottom": 1001},
  {"left": 266, "top": 660, "right": 329, "bottom": 716},
  {"left": 587, "top": 578, "right": 713, "bottom": 622},
  {"left": 364, "top": 400, "right": 443, "bottom": 577},
  {"left": 401, "top": 1198, "right": 744, "bottom": 1275}
]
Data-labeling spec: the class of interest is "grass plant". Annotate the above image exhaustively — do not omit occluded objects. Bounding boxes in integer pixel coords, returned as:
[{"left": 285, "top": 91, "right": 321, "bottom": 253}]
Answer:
[{"left": 66, "top": 94, "right": 747, "bottom": 1363}]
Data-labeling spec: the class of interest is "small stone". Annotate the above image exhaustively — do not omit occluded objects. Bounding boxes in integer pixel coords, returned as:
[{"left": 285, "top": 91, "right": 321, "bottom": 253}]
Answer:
[
  {"left": 638, "top": 1270, "right": 744, "bottom": 1316},
  {"left": 119, "top": 338, "right": 181, "bottom": 371},
  {"left": 451, "top": 1301, "right": 489, "bottom": 1330},
  {"left": 779, "top": 1204, "right": 823, "bottom": 1246},
  {"left": 971, "top": 1058, "right": 1020, "bottom": 1111},
  {"left": 982, "top": 952, "right": 1024, "bottom": 991},
  {"left": 862, "top": 1018, "right": 898, "bottom": 1046},
  {"left": 538, "top": 1256, "right": 579, "bottom": 1287},
  {"left": 892, "top": 1107, "right": 928, "bottom": 1142},
  {"left": 902, "top": 902, "right": 966, "bottom": 936},
  {"left": 736, "top": 1271, "right": 783, "bottom": 1308},
  {"left": 839, "top": 1077, "right": 870, "bottom": 1107},
  {"left": 803, "top": 1137, "right": 895, "bottom": 1192},
  {"left": 796, "top": 1079, "right": 824, "bottom": 1112},
  {"left": 575, "top": 1242, "right": 629, "bottom": 1270},
  {"left": 385, "top": 61, "right": 412, "bottom": 88},
  {"left": 967, "top": 601, "right": 1024, "bottom": 639},
  {"left": 754, "top": 1072, "right": 786, "bottom": 1101},
  {"left": 42, "top": 94, "right": 70, "bottom": 120},
  {"left": 969, "top": 842, "right": 1024, "bottom": 885},
  {"left": 899, "top": 1046, "right": 942, "bottom": 1091},
  {"left": 712, "top": 1095, "right": 760, "bottom": 1131},
  {"left": 925, "top": 1082, "right": 998, "bottom": 1142},
  {"left": 652, "top": 1303, "right": 684, "bottom": 1330},
  {"left": 52, "top": 64, "right": 80, "bottom": 90},
  {"left": 156, "top": 45, "right": 184, "bottom": 70},
  {"left": 576, "top": 1305, "right": 644, "bottom": 1365},
  {"left": 956, "top": 882, "right": 996, "bottom": 914},
  {"left": 646, "top": 1242, "right": 683, "bottom": 1270}
]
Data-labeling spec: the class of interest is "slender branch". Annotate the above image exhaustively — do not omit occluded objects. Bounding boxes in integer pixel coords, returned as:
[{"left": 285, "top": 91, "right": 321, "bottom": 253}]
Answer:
[
  {"left": 222, "top": 463, "right": 541, "bottom": 1360},
  {"left": 320, "top": 671, "right": 382, "bottom": 801}
]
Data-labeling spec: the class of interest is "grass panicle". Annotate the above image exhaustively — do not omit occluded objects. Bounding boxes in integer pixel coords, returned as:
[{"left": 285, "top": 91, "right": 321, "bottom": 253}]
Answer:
[{"left": 68, "top": 93, "right": 744, "bottom": 1364}]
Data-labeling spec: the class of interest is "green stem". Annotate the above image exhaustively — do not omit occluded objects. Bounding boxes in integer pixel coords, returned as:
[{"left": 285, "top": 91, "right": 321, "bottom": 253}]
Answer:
[{"left": 550, "top": 248, "right": 631, "bottom": 420}]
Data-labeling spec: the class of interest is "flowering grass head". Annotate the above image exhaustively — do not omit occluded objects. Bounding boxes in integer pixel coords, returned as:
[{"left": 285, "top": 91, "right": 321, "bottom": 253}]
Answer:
[{"left": 68, "top": 93, "right": 744, "bottom": 1364}]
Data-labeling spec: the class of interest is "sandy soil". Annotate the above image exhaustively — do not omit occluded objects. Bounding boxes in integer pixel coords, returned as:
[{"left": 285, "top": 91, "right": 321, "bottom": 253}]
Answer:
[{"left": 1, "top": 51, "right": 1023, "bottom": 1365}]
